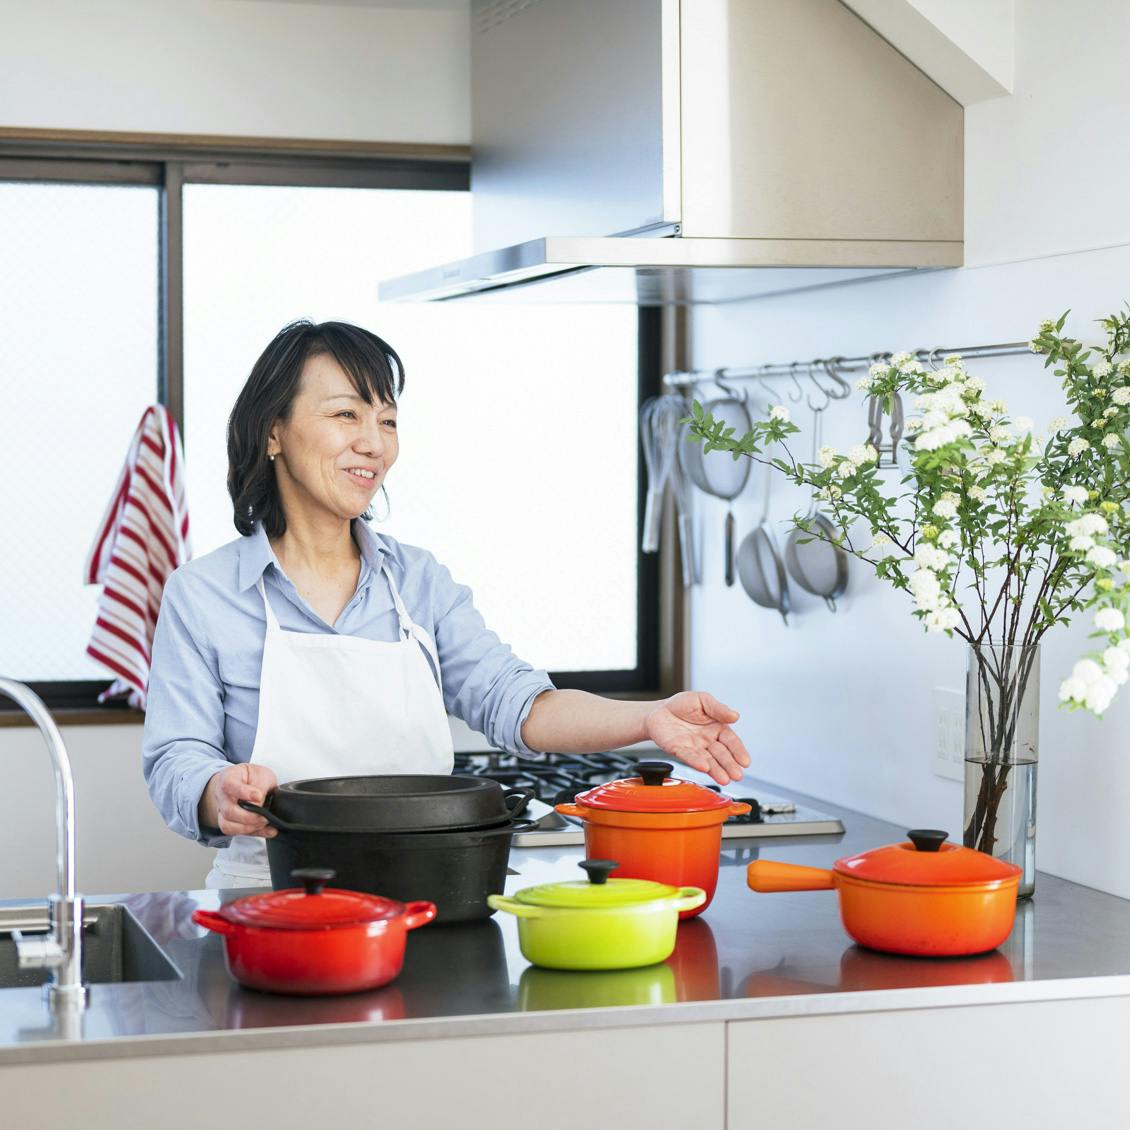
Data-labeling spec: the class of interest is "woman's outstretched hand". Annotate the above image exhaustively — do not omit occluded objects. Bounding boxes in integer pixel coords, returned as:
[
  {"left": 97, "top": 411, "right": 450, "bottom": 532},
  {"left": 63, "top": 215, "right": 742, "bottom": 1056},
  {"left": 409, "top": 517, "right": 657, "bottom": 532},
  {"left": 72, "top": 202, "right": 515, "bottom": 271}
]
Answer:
[{"left": 644, "top": 691, "right": 751, "bottom": 785}]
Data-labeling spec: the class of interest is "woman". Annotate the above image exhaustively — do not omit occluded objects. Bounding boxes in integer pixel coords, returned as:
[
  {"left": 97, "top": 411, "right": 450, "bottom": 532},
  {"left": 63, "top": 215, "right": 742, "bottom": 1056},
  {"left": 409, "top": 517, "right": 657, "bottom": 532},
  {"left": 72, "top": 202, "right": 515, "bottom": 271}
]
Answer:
[{"left": 143, "top": 320, "right": 750, "bottom": 888}]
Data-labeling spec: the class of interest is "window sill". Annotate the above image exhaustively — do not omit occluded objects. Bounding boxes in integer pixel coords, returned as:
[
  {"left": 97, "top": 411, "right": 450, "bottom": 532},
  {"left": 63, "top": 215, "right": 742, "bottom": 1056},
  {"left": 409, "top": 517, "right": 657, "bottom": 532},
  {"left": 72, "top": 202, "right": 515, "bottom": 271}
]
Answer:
[{"left": 0, "top": 708, "right": 144, "bottom": 729}]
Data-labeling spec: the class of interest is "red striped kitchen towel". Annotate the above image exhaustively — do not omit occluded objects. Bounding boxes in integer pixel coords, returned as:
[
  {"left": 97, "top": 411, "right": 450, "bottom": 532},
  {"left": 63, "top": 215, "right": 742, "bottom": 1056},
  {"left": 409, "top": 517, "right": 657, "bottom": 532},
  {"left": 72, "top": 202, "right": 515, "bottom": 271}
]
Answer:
[{"left": 83, "top": 405, "right": 191, "bottom": 709}]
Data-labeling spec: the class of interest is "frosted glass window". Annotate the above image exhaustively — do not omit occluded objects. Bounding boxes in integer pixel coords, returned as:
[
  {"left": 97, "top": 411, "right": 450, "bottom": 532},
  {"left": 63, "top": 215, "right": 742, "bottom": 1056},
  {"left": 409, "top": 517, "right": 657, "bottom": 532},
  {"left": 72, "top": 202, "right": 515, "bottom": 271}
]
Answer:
[
  {"left": 182, "top": 185, "right": 639, "bottom": 672},
  {"left": 0, "top": 182, "right": 159, "bottom": 680}
]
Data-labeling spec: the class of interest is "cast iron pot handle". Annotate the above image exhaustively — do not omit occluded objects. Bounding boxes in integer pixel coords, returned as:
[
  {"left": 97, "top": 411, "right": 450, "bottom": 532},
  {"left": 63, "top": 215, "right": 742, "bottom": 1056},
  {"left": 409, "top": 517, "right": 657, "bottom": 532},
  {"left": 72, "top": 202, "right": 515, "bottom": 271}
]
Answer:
[
  {"left": 237, "top": 798, "right": 304, "bottom": 833},
  {"left": 503, "top": 788, "right": 536, "bottom": 819},
  {"left": 474, "top": 817, "right": 539, "bottom": 838}
]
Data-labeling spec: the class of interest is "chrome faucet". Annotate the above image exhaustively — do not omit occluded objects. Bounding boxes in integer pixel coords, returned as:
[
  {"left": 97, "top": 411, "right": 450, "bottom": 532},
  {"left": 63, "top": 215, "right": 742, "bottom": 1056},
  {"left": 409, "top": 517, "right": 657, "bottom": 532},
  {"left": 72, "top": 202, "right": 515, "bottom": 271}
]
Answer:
[{"left": 0, "top": 679, "right": 87, "bottom": 1007}]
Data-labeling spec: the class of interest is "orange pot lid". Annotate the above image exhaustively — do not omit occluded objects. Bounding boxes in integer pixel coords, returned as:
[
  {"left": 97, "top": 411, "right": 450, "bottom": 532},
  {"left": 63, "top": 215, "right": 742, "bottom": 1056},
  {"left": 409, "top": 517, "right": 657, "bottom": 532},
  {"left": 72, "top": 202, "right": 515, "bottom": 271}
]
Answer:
[
  {"left": 574, "top": 761, "right": 734, "bottom": 814},
  {"left": 218, "top": 868, "right": 406, "bottom": 931},
  {"left": 834, "top": 829, "right": 1022, "bottom": 887}
]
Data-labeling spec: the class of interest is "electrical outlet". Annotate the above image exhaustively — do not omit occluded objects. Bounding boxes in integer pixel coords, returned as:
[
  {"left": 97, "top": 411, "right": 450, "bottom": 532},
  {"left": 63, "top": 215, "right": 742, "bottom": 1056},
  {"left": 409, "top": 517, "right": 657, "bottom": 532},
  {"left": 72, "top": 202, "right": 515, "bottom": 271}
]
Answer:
[{"left": 932, "top": 687, "right": 964, "bottom": 782}]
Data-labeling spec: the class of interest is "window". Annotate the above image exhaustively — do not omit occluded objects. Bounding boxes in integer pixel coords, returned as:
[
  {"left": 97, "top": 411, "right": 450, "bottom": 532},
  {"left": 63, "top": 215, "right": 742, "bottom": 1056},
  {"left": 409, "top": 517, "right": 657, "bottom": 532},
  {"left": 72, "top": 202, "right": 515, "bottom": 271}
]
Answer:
[
  {"left": 0, "top": 176, "right": 159, "bottom": 689},
  {"left": 0, "top": 143, "right": 659, "bottom": 715}
]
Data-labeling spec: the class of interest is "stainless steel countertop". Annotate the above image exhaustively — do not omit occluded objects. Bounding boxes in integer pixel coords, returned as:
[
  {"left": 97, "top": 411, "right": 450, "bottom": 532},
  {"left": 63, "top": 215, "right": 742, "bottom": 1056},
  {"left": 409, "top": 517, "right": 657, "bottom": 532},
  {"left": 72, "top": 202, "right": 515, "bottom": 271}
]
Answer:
[{"left": 5, "top": 781, "right": 1130, "bottom": 1065}]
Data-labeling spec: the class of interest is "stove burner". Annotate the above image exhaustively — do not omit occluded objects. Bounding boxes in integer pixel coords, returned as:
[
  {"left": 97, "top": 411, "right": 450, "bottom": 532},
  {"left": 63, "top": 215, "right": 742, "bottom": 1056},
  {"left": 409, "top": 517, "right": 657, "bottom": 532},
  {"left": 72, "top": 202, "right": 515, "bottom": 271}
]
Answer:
[{"left": 452, "top": 750, "right": 766, "bottom": 824}]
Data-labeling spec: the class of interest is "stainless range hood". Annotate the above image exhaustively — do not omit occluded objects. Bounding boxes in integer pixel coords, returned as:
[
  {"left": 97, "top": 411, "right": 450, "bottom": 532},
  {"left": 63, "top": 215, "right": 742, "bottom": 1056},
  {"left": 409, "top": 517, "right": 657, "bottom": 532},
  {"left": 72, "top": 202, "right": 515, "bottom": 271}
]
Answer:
[{"left": 380, "top": 0, "right": 964, "bottom": 306}]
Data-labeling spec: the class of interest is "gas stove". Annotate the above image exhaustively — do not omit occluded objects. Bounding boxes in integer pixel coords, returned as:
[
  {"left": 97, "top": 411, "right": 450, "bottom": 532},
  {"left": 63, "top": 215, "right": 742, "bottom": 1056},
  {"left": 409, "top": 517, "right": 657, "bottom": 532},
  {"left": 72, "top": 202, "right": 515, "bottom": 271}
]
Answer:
[{"left": 453, "top": 748, "right": 844, "bottom": 847}]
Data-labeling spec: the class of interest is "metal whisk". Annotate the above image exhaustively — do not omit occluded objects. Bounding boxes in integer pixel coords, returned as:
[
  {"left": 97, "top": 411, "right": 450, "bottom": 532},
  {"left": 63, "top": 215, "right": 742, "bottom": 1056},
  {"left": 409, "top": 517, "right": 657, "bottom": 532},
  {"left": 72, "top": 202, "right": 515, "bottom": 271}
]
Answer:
[{"left": 639, "top": 393, "right": 687, "bottom": 553}]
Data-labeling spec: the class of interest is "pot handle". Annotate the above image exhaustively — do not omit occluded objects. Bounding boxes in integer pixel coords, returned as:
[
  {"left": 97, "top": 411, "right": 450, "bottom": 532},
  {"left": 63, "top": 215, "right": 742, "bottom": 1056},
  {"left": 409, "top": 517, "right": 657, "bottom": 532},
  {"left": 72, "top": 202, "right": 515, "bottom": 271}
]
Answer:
[
  {"left": 402, "top": 901, "right": 438, "bottom": 931},
  {"left": 747, "top": 860, "right": 836, "bottom": 893},
  {"left": 237, "top": 799, "right": 301, "bottom": 832},
  {"left": 503, "top": 788, "right": 536, "bottom": 819},
  {"left": 728, "top": 802, "right": 753, "bottom": 818},
  {"left": 486, "top": 895, "right": 545, "bottom": 919},
  {"left": 673, "top": 887, "right": 708, "bottom": 913},
  {"left": 474, "top": 818, "right": 539, "bottom": 838},
  {"left": 555, "top": 803, "right": 584, "bottom": 818},
  {"left": 192, "top": 909, "right": 236, "bottom": 936}
]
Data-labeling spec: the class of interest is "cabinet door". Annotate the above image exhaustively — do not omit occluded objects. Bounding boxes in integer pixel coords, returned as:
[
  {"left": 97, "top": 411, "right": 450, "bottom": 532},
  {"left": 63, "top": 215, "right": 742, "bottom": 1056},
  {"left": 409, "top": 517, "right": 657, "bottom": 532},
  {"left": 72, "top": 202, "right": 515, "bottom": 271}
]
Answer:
[
  {"left": 2, "top": 1021, "right": 726, "bottom": 1130},
  {"left": 728, "top": 997, "right": 1130, "bottom": 1129}
]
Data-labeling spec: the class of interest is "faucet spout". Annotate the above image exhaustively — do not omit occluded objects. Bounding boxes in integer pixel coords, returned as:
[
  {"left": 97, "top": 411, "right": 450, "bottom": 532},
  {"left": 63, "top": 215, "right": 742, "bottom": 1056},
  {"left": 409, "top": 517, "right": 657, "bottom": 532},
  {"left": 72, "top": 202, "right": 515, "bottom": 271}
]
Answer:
[{"left": 0, "top": 678, "right": 87, "bottom": 1007}]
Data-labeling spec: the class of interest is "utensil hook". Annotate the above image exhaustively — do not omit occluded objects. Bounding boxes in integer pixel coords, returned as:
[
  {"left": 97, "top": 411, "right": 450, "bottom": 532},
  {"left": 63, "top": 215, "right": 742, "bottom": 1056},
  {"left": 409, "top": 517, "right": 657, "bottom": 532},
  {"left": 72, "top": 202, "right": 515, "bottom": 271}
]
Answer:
[
  {"left": 786, "top": 362, "right": 805, "bottom": 403},
  {"left": 817, "top": 358, "right": 852, "bottom": 400},
  {"left": 805, "top": 362, "right": 833, "bottom": 414},
  {"left": 714, "top": 368, "right": 747, "bottom": 402}
]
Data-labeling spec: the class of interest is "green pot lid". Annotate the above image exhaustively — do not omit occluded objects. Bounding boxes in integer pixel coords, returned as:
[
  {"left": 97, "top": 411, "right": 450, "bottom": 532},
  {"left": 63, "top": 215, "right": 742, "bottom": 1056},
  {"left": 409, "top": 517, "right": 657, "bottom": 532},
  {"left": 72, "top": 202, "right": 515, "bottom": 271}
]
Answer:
[{"left": 513, "top": 860, "right": 682, "bottom": 909}]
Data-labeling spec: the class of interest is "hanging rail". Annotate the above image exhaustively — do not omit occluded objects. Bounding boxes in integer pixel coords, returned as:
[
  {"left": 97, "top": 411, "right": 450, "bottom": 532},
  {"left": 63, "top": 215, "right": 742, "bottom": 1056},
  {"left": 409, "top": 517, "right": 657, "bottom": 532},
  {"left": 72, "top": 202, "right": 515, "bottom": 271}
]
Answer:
[{"left": 662, "top": 340, "right": 1031, "bottom": 398}]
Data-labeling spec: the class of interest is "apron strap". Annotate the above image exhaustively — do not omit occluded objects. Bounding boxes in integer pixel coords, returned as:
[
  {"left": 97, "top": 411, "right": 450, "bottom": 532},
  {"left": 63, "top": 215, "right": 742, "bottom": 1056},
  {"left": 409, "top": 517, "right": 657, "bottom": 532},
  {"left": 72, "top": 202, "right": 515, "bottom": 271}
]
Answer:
[
  {"left": 381, "top": 561, "right": 444, "bottom": 697},
  {"left": 256, "top": 577, "right": 281, "bottom": 631}
]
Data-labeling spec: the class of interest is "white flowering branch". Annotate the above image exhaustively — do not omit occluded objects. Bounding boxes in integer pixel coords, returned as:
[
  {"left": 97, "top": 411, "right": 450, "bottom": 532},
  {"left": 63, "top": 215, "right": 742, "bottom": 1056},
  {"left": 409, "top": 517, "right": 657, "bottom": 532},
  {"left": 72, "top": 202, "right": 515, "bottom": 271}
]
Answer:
[{"left": 687, "top": 308, "right": 1130, "bottom": 717}]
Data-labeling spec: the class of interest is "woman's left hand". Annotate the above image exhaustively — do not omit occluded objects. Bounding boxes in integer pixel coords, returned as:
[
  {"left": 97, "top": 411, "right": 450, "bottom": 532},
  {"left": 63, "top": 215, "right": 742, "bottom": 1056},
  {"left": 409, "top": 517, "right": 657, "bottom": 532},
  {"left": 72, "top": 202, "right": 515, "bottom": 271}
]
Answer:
[{"left": 644, "top": 691, "right": 751, "bottom": 785}]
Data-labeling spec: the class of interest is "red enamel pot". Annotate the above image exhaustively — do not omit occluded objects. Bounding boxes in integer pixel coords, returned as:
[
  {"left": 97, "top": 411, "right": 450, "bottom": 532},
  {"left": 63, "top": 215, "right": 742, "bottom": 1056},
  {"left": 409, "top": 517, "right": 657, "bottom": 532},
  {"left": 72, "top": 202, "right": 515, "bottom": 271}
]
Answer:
[
  {"left": 192, "top": 868, "right": 435, "bottom": 995},
  {"left": 556, "top": 761, "right": 750, "bottom": 918}
]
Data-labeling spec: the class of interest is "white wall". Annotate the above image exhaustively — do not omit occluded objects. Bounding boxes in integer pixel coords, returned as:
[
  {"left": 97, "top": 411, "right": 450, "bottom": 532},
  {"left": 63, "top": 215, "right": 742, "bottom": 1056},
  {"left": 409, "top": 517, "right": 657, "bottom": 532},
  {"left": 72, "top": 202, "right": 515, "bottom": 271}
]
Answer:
[
  {"left": 0, "top": 0, "right": 469, "bottom": 143},
  {"left": 689, "top": 0, "right": 1130, "bottom": 897},
  {"left": 0, "top": 0, "right": 470, "bottom": 900}
]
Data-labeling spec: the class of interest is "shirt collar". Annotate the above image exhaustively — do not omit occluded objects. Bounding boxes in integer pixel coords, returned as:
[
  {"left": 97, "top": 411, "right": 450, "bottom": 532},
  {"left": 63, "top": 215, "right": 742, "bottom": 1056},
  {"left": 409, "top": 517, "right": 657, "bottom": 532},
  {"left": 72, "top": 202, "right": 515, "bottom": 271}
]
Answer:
[{"left": 237, "top": 520, "right": 391, "bottom": 592}]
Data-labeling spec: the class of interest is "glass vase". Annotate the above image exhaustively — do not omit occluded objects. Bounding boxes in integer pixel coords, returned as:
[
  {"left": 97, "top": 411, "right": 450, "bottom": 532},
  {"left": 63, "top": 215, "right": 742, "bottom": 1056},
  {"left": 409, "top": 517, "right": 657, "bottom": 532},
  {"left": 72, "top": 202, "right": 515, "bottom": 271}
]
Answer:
[{"left": 963, "top": 642, "right": 1039, "bottom": 899}]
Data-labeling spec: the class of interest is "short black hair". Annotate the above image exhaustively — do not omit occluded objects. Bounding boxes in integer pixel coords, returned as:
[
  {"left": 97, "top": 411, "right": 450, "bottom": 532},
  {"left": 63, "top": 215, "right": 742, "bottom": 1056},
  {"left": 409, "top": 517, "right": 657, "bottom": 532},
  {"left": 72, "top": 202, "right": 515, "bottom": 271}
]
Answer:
[{"left": 226, "top": 320, "right": 405, "bottom": 537}]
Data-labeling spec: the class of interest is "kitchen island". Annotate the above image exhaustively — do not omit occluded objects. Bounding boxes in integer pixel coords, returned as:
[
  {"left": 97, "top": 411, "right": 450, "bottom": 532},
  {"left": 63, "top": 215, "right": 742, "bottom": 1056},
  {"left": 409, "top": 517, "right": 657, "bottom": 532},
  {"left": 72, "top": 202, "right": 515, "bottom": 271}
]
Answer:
[{"left": 3, "top": 784, "right": 1130, "bottom": 1129}]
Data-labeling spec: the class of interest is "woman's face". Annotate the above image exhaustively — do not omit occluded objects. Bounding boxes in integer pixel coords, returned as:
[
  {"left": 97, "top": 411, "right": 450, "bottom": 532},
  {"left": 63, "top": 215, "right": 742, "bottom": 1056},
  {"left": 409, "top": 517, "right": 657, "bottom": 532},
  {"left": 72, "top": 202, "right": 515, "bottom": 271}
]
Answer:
[{"left": 267, "top": 352, "right": 398, "bottom": 525}]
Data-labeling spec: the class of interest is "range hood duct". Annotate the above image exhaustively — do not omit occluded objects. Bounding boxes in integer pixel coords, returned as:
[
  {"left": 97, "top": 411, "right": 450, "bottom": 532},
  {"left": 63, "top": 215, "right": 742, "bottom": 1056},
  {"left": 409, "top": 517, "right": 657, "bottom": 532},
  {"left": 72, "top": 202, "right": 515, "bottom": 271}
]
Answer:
[{"left": 380, "top": 0, "right": 964, "bottom": 306}]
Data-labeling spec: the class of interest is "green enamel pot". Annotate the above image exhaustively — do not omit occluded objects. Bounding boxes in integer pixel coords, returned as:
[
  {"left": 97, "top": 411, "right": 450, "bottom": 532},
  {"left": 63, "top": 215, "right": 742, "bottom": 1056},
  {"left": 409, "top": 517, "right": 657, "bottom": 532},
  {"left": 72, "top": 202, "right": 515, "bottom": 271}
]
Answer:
[{"left": 487, "top": 859, "right": 706, "bottom": 970}]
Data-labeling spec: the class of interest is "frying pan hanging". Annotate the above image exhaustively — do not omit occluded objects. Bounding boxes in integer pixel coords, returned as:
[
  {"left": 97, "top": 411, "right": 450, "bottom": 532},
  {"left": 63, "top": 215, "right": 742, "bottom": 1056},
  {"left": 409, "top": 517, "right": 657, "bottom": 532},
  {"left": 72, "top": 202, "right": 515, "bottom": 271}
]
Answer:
[
  {"left": 735, "top": 457, "right": 790, "bottom": 625},
  {"left": 784, "top": 397, "right": 849, "bottom": 612}
]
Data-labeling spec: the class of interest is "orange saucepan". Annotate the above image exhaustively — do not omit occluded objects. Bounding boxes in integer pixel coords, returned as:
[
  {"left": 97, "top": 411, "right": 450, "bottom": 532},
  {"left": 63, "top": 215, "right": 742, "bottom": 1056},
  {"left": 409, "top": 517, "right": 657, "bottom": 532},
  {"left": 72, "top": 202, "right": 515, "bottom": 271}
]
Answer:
[
  {"left": 557, "top": 761, "right": 750, "bottom": 918},
  {"left": 747, "top": 829, "right": 1021, "bottom": 957}
]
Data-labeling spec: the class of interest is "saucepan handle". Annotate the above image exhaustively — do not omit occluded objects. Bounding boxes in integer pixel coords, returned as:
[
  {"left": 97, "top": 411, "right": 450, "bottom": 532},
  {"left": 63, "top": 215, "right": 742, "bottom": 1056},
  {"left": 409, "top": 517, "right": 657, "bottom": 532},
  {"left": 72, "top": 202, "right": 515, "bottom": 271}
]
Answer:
[
  {"left": 475, "top": 818, "right": 538, "bottom": 838},
  {"left": 555, "top": 803, "right": 584, "bottom": 818},
  {"left": 486, "top": 895, "right": 546, "bottom": 919},
  {"left": 237, "top": 799, "right": 301, "bottom": 833},
  {"left": 747, "top": 860, "right": 837, "bottom": 893},
  {"left": 673, "top": 887, "right": 708, "bottom": 913},
  {"left": 728, "top": 802, "right": 753, "bottom": 818},
  {"left": 503, "top": 788, "right": 536, "bottom": 819},
  {"left": 192, "top": 909, "right": 237, "bottom": 936},
  {"left": 402, "top": 901, "right": 438, "bottom": 931}
]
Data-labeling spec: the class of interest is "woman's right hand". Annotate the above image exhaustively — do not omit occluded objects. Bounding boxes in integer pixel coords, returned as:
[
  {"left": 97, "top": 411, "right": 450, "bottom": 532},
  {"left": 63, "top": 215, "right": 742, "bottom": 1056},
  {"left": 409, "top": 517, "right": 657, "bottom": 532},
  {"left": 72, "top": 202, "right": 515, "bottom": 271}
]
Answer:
[{"left": 200, "top": 763, "right": 279, "bottom": 838}]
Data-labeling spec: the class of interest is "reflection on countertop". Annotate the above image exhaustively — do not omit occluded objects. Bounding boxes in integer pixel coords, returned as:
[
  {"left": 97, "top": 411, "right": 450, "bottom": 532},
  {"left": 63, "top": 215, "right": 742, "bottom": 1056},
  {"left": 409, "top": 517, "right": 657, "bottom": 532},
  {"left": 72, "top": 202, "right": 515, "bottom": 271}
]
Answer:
[{"left": 3, "top": 781, "right": 1130, "bottom": 1064}]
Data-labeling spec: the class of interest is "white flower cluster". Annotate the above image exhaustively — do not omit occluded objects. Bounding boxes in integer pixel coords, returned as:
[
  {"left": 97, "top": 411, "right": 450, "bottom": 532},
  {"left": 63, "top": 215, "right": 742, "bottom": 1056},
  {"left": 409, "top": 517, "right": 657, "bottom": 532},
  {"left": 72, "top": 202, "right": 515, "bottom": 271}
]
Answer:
[
  {"left": 1059, "top": 637, "right": 1130, "bottom": 714},
  {"left": 914, "top": 376, "right": 975, "bottom": 452},
  {"left": 909, "top": 491, "right": 963, "bottom": 633},
  {"left": 769, "top": 405, "right": 791, "bottom": 423}
]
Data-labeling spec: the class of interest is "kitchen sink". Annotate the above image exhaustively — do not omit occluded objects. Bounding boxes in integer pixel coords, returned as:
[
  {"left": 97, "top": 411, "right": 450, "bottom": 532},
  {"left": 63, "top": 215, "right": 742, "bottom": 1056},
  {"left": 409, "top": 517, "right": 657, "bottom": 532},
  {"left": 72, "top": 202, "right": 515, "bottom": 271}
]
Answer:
[{"left": 0, "top": 903, "right": 181, "bottom": 988}]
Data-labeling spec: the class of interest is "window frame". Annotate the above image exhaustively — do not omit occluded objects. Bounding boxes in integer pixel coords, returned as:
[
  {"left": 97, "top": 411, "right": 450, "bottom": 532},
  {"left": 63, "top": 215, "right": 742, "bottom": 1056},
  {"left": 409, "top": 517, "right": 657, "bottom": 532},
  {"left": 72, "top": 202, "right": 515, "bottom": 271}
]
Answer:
[{"left": 0, "top": 133, "right": 663, "bottom": 721}]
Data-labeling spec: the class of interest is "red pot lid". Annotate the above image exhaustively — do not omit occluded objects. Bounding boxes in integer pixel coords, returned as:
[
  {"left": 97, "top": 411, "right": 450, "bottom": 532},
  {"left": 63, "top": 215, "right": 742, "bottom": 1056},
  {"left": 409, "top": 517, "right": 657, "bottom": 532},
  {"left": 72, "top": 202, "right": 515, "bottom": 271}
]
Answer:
[
  {"left": 574, "top": 761, "right": 734, "bottom": 814},
  {"left": 216, "top": 869, "right": 408, "bottom": 930},
  {"left": 834, "top": 830, "right": 1022, "bottom": 887}
]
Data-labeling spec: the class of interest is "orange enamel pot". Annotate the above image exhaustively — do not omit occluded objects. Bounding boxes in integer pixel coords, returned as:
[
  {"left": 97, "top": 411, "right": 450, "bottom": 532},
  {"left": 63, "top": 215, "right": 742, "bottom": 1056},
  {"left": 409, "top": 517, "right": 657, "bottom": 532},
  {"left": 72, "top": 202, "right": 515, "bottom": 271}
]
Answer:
[
  {"left": 747, "top": 829, "right": 1021, "bottom": 957},
  {"left": 556, "top": 761, "right": 750, "bottom": 919}
]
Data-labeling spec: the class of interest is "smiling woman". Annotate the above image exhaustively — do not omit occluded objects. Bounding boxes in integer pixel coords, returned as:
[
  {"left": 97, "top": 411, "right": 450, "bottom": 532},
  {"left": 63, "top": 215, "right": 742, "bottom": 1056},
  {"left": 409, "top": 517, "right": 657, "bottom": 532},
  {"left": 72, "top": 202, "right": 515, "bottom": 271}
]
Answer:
[{"left": 142, "top": 319, "right": 750, "bottom": 890}]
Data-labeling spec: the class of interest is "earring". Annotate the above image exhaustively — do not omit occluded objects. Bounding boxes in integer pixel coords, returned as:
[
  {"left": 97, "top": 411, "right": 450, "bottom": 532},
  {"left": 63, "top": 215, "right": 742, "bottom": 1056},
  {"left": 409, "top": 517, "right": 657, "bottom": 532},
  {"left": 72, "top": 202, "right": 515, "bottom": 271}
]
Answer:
[
  {"left": 373, "top": 484, "right": 391, "bottom": 522},
  {"left": 269, "top": 454, "right": 276, "bottom": 462}
]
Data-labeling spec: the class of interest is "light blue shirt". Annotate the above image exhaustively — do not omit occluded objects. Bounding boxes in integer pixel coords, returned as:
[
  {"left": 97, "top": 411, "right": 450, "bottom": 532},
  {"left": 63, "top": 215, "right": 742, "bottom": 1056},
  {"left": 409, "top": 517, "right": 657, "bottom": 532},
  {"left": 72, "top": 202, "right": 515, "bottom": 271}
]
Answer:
[{"left": 142, "top": 519, "right": 556, "bottom": 846}]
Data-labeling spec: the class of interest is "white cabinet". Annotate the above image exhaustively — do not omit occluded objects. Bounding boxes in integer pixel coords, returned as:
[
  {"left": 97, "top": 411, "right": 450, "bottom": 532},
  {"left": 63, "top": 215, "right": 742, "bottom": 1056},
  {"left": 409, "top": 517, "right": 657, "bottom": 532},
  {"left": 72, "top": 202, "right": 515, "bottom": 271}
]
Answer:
[
  {"left": 2, "top": 1021, "right": 726, "bottom": 1130},
  {"left": 727, "top": 996, "right": 1130, "bottom": 1129}
]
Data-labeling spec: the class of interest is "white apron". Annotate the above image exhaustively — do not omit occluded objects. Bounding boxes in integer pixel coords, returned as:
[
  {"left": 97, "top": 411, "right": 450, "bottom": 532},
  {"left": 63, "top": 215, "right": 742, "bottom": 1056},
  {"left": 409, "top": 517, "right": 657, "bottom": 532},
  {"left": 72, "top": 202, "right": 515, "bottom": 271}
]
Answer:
[{"left": 205, "top": 560, "right": 454, "bottom": 889}]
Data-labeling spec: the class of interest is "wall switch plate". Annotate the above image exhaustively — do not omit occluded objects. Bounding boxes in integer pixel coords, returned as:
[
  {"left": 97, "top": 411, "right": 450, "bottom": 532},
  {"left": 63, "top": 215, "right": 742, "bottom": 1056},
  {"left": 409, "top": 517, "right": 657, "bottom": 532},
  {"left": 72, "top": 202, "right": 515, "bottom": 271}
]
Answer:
[{"left": 932, "top": 687, "right": 964, "bottom": 782}]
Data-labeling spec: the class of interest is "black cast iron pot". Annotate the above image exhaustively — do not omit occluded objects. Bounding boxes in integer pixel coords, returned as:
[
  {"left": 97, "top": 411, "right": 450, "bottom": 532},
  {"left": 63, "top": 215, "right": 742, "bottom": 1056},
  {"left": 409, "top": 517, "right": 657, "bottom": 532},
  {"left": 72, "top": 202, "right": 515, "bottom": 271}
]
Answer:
[
  {"left": 238, "top": 799, "right": 535, "bottom": 924},
  {"left": 267, "top": 774, "right": 534, "bottom": 833}
]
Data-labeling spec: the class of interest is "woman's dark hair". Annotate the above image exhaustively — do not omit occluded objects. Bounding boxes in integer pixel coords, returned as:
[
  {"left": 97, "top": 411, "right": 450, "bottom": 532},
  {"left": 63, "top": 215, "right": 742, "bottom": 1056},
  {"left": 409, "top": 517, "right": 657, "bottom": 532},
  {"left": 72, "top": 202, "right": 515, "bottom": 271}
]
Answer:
[{"left": 227, "top": 320, "right": 405, "bottom": 537}]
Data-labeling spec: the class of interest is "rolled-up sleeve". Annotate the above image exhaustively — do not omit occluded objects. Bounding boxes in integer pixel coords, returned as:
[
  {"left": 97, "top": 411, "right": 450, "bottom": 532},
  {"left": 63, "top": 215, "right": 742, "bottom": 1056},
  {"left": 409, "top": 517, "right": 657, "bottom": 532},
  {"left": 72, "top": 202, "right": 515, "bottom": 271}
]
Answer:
[
  {"left": 426, "top": 555, "right": 555, "bottom": 757},
  {"left": 142, "top": 570, "right": 232, "bottom": 846}
]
